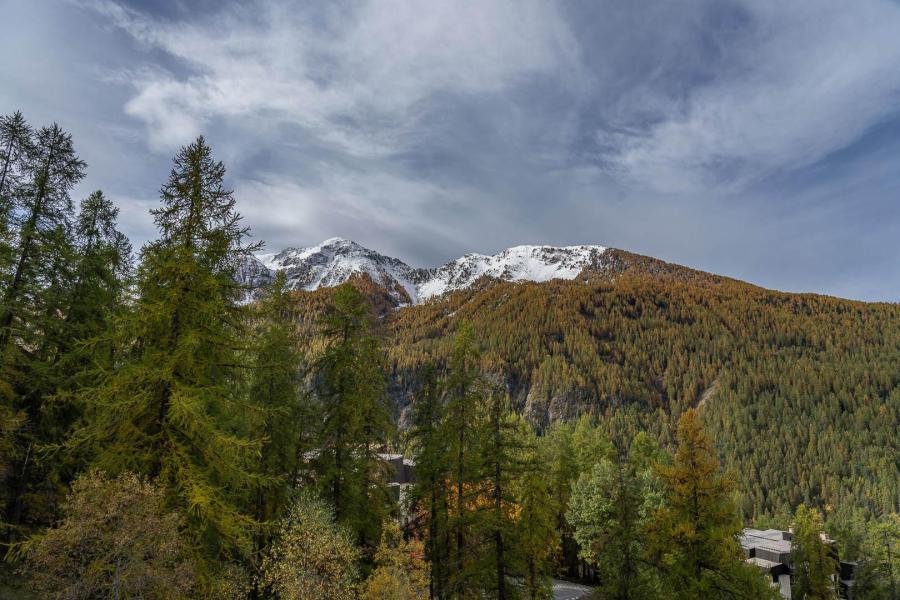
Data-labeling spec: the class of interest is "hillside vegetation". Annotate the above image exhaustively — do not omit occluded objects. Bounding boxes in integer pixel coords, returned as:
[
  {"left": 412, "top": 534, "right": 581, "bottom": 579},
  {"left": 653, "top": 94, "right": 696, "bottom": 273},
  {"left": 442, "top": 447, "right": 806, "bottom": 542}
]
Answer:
[{"left": 292, "top": 254, "right": 900, "bottom": 523}]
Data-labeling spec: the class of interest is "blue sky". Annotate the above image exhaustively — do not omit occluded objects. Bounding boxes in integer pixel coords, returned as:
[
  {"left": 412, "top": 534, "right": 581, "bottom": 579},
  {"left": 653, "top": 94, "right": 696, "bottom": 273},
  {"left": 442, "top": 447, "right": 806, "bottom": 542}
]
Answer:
[{"left": 2, "top": 0, "right": 900, "bottom": 301}]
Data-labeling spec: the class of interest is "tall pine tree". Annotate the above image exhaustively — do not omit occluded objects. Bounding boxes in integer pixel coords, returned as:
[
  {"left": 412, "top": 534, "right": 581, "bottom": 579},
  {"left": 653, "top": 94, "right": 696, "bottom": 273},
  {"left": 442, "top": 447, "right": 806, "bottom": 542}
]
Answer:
[
  {"left": 648, "top": 409, "right": 778, "bottom": 600},
  {"left": 72, "top": 137, "right": 261, "bottom": 574},
  {"left": 312, "top": 283, "right": 392, "bottom": 551}
]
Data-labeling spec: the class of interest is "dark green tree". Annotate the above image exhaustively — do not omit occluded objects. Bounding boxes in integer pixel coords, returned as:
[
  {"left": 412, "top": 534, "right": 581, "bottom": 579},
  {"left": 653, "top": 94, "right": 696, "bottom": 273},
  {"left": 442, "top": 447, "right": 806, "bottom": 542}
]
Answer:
[
  {"left": 312, "top": 283, "right": 392, "bottom": 551},
  {"left": 791, "top": 504, "right": 838, "bottom": 600},
  {"left": 0, "top": 111, "right": 33, "bottom": 275},
  {"left": 246, "top": 270, "right": 306, "bottom": 579},
  {"left": 71, "top": 137, "right": 261, "bottom": 577},
  {"left": 409, "top": 364, "right": 450, "bottom": 599},
  {"left": 443, "top": 323, "right": 487, "bottom": 597},
  {"left": 1, "top": 120, "right": 84, "bottom": 541}
]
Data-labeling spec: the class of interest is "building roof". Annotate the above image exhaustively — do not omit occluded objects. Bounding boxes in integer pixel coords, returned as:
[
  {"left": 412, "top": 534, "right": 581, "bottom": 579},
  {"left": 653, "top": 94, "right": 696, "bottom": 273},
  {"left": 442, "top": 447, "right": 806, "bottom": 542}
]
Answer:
[{"left": 740, "top": 528, "right": 792, "bottom": 555}]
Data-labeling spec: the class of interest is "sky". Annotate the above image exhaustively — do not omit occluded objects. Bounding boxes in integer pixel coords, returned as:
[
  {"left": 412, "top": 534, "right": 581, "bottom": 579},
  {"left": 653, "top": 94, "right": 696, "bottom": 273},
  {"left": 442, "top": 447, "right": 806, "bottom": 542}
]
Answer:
[{"left": 2, "top": 0, "right": 900, "bottom": 301}]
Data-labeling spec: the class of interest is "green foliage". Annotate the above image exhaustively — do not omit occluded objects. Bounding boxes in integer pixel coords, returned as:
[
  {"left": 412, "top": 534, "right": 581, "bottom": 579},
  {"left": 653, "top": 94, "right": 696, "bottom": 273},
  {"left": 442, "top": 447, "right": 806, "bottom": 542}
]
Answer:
[
  {"left": 259, "top": 492, "right": 360, "bottom": 600},
  {"left": 516, "top": 434, "right": 560, "bottom": 600},
  {"left": 312, "top": 283, "right": 392, "bottom": 550},
  {"left": 20, "top": 470, "right": 194, "bottom": 600},
  {"left": 71, "top": 137, "right": 261, "bottom": 569},
  {"left": 246, "top": 270, "right": 309, "bottom": 580},
  {"left": 386, "top": 268, "right": 900, "bottom": 523},
  {"left": 0, "top": 114, "right": 88, "bottom": 541},
  {"left": 567, "top": 435, "right": 663, "bottom": 599},
  {"left": 850, "top": 513, "right": 900, "bottom": 600},
  {"left": 648, "top": 409, "right": 778, "bottom": 600},
  {"left": 791, "top": 504, "right": 839, "bottom": 600},
  {"left": 362, "top": 520, "right": 429, "bottom": 600}
]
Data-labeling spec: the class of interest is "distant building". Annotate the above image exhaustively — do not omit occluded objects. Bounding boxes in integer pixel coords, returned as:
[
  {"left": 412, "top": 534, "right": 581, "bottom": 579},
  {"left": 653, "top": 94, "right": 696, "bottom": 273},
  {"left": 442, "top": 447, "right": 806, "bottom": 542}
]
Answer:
[
  {"left": 378, "top": 452, "right": 416, "bottom": 504},
  {"left": 739, "top": 528, "right": 856, "bottom": 599},
  {"left": 740, "top": 529, "right": 795, "bottom": 598}
]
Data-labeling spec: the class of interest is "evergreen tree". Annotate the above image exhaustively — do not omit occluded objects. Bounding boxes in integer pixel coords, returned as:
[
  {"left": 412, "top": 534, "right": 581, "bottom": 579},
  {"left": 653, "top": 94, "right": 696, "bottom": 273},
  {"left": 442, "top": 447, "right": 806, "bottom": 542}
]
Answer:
[
  {"left": 0, "top": 111, "right": 32, "bottom": 276},
  {"left": 791, "top": 504, "right": 838, "bottom": 600},
  {"left": 0, "top": 122, "right": 84, "bottom": 357},
  {"left": 443, "top": 323, "right": 487, "bottom": 597},
  {"left": 851, "top": 513, "right": 899, "bottom": 600},
  {"left": 409, "top": 364, "right": 450, "bottom": 599},
  {"left": 247, "top": 270, "right": 306, "bottom": 583},
  {"left": 71, "top": 137, "right": 261, "bottom": 573},
  {"left": 648, "top": 409, "right": 778, "bottom": 600},
  {"left": 537, "top": 422, "right": 580, "bottom": 578},
  {"left": 517, "top": 425, "right": 559, "bottom": 600},
  {"left": 480, "top": 389, "right": 526, "bottom": 599},
  {"left": 312, "top": 283, "right": 392, "bottom": 551},
  {"left": 567, "top": 436, "right": 663, "bottom": 600},
  {"left": 1, "top": 120, "right": 84, "bottom": 542}
]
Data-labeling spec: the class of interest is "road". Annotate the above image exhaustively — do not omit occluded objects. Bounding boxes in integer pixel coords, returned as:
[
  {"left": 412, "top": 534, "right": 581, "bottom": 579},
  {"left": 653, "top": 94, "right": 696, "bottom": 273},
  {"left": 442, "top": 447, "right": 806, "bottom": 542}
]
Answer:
[{"left": 552, "top": 579, "right": 592, "bottom": 600}]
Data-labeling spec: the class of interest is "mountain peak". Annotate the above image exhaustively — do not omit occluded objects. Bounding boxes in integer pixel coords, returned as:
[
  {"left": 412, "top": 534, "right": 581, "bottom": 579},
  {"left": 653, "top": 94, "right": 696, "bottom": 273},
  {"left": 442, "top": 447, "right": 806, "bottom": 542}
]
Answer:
[{"left": 242, "top": 239, "right": 613, "bottom": 304}]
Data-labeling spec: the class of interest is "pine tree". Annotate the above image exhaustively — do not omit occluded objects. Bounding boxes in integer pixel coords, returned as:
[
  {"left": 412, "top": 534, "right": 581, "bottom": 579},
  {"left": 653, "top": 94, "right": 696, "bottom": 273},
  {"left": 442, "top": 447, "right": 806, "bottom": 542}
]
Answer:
[
  {"left": 567, "top": 435, "right": 662, "bottom": 600},
  {"left": 1, "top": 120, "right": 84, "bottom": 542},
  {"left": 0, "top": 122, "right": 84, "bottom": 358},
  {"left": 0, "top": 111, "right": 33, "bottom": 277},
  {"left": 648, "top": 409, "right": 778, "bottom": 600},
  {"left": 312, "top": 283, "right": 392, "bottom": 551},
  {"left": 443, "top": 323, "right": 487, "bottom": 597},
  {"left": 517, "top": 424, "right": 559, "bottom": 600},
  {"left": 409, "top": 364, "right": 450, "bottom": 599},
  {"left": 537, "top": 422, "right": 580, "bottom": 578},
  {"left": 71, "top": 137, "right": 260, "bottom": 572},
  {"left": 246, "top": 270, "right": 306, "bottom": 577},
  {"left": 479, "top": 389, "right": 525, "bottom": 599},
  {"left": 791, "top": 504, "right": 838, "bottom": 600}
]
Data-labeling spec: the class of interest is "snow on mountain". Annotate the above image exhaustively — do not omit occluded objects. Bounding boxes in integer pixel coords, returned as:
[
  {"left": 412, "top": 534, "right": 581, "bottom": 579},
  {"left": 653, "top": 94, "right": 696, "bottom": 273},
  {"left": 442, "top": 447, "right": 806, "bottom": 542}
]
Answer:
[
  {"left": 241, "top": 238, "right": 610, "bottom": 304},
  {"left": 417, "top": 244, "right": 608, "bottom": 300}
]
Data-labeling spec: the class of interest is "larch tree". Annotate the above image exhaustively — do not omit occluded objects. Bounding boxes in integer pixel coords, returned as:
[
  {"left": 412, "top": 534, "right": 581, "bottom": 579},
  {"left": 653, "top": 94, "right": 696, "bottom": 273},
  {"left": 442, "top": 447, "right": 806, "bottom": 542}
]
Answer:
[
  {"left": 648, "top": 409, "right": 778, "bottom": 600},
  {"left": 72, "top": 137, "right": 261, "bottom": 574},
  {"left": 312, "top": 283, "right": 392, "bottom": 551},
  {"left": 362, "top": 520, "right": 430, "bottom": 600},
  {"left": 259, "top": 492, "right": 360, "bottom": 600},
  {"left": 246, "top": 270, "right": 306, "bottom": 577},
  {"left": 791, "top": 504, "right": 838, "bottom": 600},
  {"left": 516, "top": 423, "right": 559, "bottom": 600},
  {"left": 443, "top": 322, "right": 487, "bottom": 598},
  {"left": 0, "top": 111, "right": 33, "bottom": 276},
  {"left": 409, "top": 363, "right": 450, "bottom": 599},
  {"left": 0, "top": 119, "right": 85, "bottom": 542}
]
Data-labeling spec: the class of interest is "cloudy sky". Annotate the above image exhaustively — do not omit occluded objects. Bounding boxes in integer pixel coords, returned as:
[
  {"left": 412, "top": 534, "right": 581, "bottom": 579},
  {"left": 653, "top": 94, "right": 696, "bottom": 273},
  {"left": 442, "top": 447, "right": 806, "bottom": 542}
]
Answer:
[{"left": 3, "top": 0, "right": 900, "bottom": 301}]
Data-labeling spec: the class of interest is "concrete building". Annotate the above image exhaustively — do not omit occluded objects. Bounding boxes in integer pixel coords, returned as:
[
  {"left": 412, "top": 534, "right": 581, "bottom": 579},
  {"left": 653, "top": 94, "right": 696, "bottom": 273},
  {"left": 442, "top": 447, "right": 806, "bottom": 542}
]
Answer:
[{"left": 739, "top": 527, "right": 856, "bottom": 599}]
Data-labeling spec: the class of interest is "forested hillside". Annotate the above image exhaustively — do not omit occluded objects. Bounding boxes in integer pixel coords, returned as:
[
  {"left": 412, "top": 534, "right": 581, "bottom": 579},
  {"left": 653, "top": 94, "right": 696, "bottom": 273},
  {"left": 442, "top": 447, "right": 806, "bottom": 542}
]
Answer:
[{"left": 286, "top": 257, "right": 900, "bottom": 524}]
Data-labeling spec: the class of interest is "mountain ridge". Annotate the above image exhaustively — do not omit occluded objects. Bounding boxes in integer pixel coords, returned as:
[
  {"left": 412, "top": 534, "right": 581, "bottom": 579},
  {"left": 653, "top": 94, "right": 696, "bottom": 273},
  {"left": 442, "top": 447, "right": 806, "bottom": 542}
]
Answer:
[{"left": 240, "top": 237, "right": 755, "bottom": 304}]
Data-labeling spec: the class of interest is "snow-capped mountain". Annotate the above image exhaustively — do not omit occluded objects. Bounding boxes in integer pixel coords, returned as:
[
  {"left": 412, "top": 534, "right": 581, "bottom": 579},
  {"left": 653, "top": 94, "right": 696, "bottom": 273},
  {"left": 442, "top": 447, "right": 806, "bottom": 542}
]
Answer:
[{"left": 242, "top": 237, "right": 611, "bottom": 304}]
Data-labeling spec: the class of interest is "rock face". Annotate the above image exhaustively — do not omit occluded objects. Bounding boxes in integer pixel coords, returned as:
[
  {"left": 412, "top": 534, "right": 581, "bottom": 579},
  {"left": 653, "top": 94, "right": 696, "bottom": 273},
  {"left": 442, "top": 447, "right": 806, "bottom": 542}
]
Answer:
[{"left": 240, "top": 237, "right": 612, "bottom": 303}]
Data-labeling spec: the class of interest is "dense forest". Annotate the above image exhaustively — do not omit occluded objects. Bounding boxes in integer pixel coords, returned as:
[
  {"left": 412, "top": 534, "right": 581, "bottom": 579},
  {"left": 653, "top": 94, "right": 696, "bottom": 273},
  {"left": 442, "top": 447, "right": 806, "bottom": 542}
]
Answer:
[{"left": 0, "top": 112, "right": 897, "bottom": 599}]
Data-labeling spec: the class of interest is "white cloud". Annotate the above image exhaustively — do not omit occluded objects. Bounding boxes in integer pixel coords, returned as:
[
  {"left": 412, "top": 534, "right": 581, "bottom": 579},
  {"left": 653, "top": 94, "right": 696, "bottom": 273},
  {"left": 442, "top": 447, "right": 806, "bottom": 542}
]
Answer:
[
  {"left": 84, "top": 0, "right": 579, "bottom": 154},
  {"left": 606, "top": 0, "right": 900, "bottom": 191}
]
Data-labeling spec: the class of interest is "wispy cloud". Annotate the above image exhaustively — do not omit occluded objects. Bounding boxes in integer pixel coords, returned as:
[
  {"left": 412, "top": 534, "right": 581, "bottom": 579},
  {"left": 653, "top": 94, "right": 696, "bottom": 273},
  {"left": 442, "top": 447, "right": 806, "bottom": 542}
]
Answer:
[
  {"left": 81, "top": 0, "right": 580, "bottom": 154},
  {"left": 598, "top": 1, "right": 900, "bottom": 191}
]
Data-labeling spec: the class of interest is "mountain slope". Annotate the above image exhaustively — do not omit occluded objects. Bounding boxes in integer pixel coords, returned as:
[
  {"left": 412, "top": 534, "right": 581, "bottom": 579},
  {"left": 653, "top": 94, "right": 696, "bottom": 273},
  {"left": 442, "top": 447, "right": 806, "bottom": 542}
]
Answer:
[{"left": 272, "top": 246, "right": 899, "bottom": 523}]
